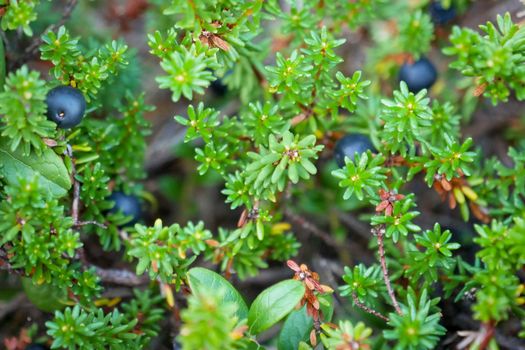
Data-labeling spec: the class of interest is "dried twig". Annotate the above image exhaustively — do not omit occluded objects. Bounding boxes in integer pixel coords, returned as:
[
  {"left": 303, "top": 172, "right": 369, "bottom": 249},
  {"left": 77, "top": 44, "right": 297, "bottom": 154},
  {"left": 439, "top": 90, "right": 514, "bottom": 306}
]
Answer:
[
  {"left": 94, "top": 266, "right": 149, "bottom": 287},
  {"left": 73, "top": 220, "right": 108, "bottom": 229},
  {"left": 0, "top": 249, "right": 23, "bottom": 276},
  {"left": 374, "top": 225, "right": 403, "bottom": 315},
  {"left": 14, "top": 0, "right": 78, "bottom": 67},
  {"left": 284, "top": 208, "right": 340, "bottom": 249},
  {"left": 351, "top": 292, "right": 389, "bottom": 322},
  {"left": 0, "top": 294, "right": 28, "bottom": 321}
]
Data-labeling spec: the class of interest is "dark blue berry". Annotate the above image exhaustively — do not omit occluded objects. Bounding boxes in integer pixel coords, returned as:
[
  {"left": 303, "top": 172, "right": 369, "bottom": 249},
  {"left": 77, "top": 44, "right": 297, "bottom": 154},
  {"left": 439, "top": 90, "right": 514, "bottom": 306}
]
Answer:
[
  {"left": 25, "top": 344, "right": 49, "bottom": 350},
  {"left": 429, "top": 1, "right": 456, "bottom": 25},
  {"left": 399, "top": 57, "right": 438, "bottom": 93},
  {"left": 45, "top": 86, "right": 86, "bottom": 129},
  {"left": 108, "top": 191, "right": 142, "bottom": 226},
  {"left": 210, "top": 77, "right": 228, "bottom": 97},
  {"left": 334, "top": 134, "right": 375, "bottom": 168}
]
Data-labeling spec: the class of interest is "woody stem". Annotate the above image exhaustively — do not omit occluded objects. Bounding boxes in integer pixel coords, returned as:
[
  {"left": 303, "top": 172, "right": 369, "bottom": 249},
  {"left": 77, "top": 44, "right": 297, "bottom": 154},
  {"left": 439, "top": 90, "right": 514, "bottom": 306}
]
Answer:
[
  {"left": 376, "top": 226, "right": 403, "bottom": 315},
  {"left": 351, "top": 292, "right": 390, "bottom": 322}
]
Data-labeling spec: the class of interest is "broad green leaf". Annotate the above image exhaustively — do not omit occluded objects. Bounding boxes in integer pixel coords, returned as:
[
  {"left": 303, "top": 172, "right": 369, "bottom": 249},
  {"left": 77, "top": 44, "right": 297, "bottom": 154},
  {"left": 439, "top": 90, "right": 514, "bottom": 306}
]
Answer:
[
  {"left": 22, "top": 278, "right": 67, "bottom": 312},
  {"left": 277, "top": 294, "right": 334, "bottom": 350},
  {"left": 277, "top": 306, "right": 312, "bottom": 350},
  {"left": 248, "top": 279, "right": 305, "bottom": 335},
  {"left": 187, "top": 267, "right": 248, "bottom": 320},
  {"left": 0, "top": 137, "right": 71, "bottom": 197}
]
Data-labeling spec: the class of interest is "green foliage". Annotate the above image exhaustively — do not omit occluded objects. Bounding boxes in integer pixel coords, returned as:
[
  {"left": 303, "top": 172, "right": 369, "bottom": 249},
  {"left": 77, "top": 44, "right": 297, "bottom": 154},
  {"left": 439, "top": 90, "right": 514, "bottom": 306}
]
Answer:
[
  {"left": 247, "top": 279, "right": 305, "bottom": 335},
  {"left": 179, "top": 288, "right": 248, "bottom": 350},
  {"left": 404, "top": 224, "right": 461, "bottom": 281},
  {"left": 245, "top": 131, "right": 324, "bottom": 196},
  {"left": 1, "top": 0, "right": 40, "bottom": 36},
  {"left": 40, "top": 26, "right": 129, "bottom": 101},
  {"left": 46, "top": 305, "right": 138, "bottom": 349},
  {"left": 471, "top": 217, "right": 525, "bottom": 322},
  {"left": 0, "top": 66, "right": 56, "bottom": 155},
  {"left": 187, "top": 267, "right": 249, "bottom": 320},
  {"left": 444, "top": 13, "right": 525, "bottom": 104},
  {"left": 157, "top": 44, "right": 218, "bottom": 101},
  {"left": 0, "top": 177, "right": 99, "bottom": 301},
  {"left": 320, "top": 320, "right": 373, "bottom": 350},
  {"left": 340, "top": 264, "right": 385, "bottom": 302},
  {"left": 0, "top": 136, "right": 70, "bottom": 197},
  {"left": 398, "top": 10, "right": 434, "bottom": 58},
  {"left": 384, "top": 290, "right": 446, "bottom": 350},
  {"left": 380, "top": 82, "right": 433, "bottom": 156},
  {"left": 1, "top": 1, "right": 525, "bottom": 349},
  {"left": 332, "top": 152, "right": 387, "bottom": 201},
  {"left": 127, "top": 219, "right": 211, "bottom": 286}
]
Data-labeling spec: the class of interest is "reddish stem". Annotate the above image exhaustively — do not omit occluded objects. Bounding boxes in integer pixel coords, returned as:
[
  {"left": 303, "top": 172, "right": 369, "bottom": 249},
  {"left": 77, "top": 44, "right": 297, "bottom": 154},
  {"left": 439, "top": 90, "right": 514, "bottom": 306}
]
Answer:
[
  {"left": 479, "top": 322, "right": 496, "bottom": 350},
  {"left": 376, "top": 226, "right": 403, "bottom": 315},
  {"left": 351, "top": 292, "right": 390, "bottom": 322}
]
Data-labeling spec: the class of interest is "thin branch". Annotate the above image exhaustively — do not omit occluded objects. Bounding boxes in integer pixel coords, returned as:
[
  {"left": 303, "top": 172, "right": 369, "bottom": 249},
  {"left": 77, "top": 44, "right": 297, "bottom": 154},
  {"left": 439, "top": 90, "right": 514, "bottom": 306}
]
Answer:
[
  {"left": 0, "top": 294, "right": 28, "bottom": 321},
  {"left": 19, "top": 0, "right": 78, "bottom": 62},
  {"left": 374, "top": 225, "right": 403, "bottom": 315},
  {"left": 284, "top": 208, "right": 373, "bottom": 264},
  {"left": 73, "top": 220, "right": 108, "bottom": 229},
  {"left": 0, "top": 255, "right": 24, "bottom": 276},
  {"left": 284, "top": 208, "right": 340, "bottom": 249},
  {"left": 337, "top": 211, "right": 372, "bottom": 240},
  {"left": 351, "top": 292, "right": 389, "bottom": 322},
  {"left": 94, "top": 266, "right": 150, "bottom": 287},
  {"left": 67, "top": 147, "right": 107, "bottom": 228},
  {"left": 479, "top": 322, "right": 496, "bottom": 350},
  {"left": 72, "top": 170, "right": 80, "bottom": 223}
]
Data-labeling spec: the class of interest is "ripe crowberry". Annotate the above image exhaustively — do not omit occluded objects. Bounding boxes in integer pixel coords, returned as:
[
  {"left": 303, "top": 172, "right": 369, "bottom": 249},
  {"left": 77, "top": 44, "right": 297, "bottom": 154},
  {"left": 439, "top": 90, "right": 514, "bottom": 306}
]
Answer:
[
  {"left": 45, "top": 86, "right": 86, "bottom": 129},
  {"left": 334, "top": 134, "right": 375, "bottom": 168},
  {"left": 429, "top": 1, "right": 456, "bottom": 24},
  {"left": 25, "top": 344, "right": 49, "bottom": 350},
  {"left": 108, "top": 191, "right": 142, "bottom": 226},
  {"left": 210, "top": 77, "right": 228, "bottom": 97},
  {"left": 399, "top": 57, "right": 438, "bottom": 93}
]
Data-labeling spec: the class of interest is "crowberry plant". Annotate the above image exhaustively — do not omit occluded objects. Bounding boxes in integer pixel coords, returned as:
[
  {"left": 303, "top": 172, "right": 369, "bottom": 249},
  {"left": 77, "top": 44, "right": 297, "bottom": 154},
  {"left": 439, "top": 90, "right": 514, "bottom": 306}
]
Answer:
[{"left": 0, "top": 1, "right": 524, "bottom": 350}]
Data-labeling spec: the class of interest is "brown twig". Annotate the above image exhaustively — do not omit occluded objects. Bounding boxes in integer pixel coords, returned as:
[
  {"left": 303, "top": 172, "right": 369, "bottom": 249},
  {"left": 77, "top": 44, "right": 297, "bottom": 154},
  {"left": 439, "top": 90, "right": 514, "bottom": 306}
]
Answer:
[
  {"left": 374, "top": 225, "right": 403, "bottom": 315},
  {"left": 351, "top": 292, "right": 389, "bottom": 322},
  {"left": 284, "top": 208, "right": 340, "bottom": 249},
  {"left": 14, "top": 0, "right": 78, "bottom": 67},
  {"left": 67, "top": 148, "right": 106, "bottom": 229},
  {"left": 0, "top": 294, "right": 28, "bottom": 322},
  {"left": 73, "top": 220, "right": 108, "bottom": 229},
  {"left": 479, "top": 322, "right": 496, "bottom": 350},
  {"left": 94, "top": 266, "right": 150, "bottom": 287}
]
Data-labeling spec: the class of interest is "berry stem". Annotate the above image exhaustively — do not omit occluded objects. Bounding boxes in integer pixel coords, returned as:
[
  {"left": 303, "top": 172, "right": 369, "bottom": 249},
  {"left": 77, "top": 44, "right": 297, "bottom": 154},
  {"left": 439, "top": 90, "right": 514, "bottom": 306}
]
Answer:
[
  {"left": 351, "top": 292, "right": 390, "bottom": 322},
  {"left": 375, "top": 225, "right": 403, "bottom": 315}
]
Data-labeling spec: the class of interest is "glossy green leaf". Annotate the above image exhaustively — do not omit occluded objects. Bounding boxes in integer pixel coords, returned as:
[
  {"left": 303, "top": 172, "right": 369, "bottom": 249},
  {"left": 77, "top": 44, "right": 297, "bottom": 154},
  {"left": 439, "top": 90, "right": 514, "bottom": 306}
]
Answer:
[
  {"left": 187, "top": 267, "right": 249, "bottom": 320},
  {"left": 0, "top": 137, "right": 71, "bottom": 197},
  {"left": 277, "top": 305, "right": 312, "bottom": 350},
  {"left": 248, "top": 279, "right": 305, "bottom": 335},
  {"left": 22, "top": 278, "right": 67, "bottom": 313}
]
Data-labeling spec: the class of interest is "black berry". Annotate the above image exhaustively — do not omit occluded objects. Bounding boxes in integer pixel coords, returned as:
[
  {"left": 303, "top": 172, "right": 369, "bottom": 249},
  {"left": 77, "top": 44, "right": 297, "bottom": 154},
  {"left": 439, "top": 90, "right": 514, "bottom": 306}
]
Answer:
[
  {"left": 108, "top": 191, "right": 142, "bottom": 226},
  {"left": 45, "top": 86, "right": 86, "bottom": 129},
  {"left": 399, "top": 57, "right": 438, "bottom": 93},
  {"left": 429, "top": 1, "right": 456, "bottom": 25},
  {"left": 25, "top": 344, "right": 49, "bottom": 350},
  {"left": 210, "top": 77, "right": 228, "bottom": 97},
  {"left": 334, "top": 134, "right": 375, "bottom": 168}
]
